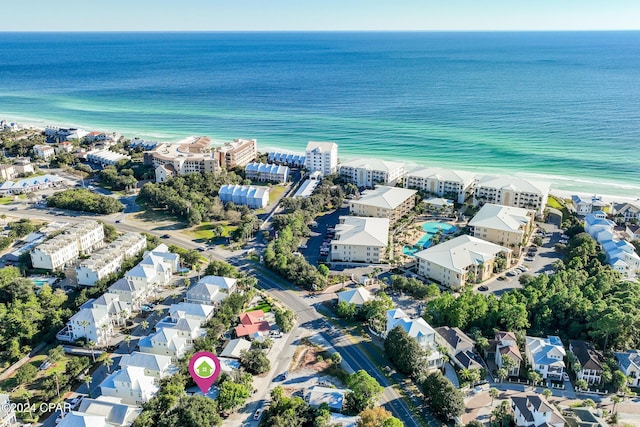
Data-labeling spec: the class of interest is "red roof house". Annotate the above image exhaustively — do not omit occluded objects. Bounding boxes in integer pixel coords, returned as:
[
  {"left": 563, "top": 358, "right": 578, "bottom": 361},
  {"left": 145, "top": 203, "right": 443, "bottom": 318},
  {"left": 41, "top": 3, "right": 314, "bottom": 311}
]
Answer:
[{"left": 235, "top": 310, "right": 270, "bottom": 338}]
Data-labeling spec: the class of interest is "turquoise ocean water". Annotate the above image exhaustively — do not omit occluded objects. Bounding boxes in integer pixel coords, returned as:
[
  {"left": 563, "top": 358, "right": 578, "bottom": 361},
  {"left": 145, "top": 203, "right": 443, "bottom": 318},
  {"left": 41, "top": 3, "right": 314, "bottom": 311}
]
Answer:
[{"left": 0, "top": 31, "right": 639, "bottom": 196}]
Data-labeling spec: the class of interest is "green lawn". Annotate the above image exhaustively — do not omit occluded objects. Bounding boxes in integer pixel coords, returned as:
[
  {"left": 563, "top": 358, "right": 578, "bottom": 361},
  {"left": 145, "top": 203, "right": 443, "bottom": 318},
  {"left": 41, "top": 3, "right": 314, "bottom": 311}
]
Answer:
[
  {"left": 188, "top": 222, "right": 238, "bottom": 240},
  {"left": 547, "top": 195, "right": 564, "bottom": 210},
  {"left": 0, "top": 196, "right": 14, "bottom": 205},
  {"left": 268, "top": 185, "right": 287, "bottom": 205},
  {"left": 247, "top": 300, "right": 272, "bottom": 313}
]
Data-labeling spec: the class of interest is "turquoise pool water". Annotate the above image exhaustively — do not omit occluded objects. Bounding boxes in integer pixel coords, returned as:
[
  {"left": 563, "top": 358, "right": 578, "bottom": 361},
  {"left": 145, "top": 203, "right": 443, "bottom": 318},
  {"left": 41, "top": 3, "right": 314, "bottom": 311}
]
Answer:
[{"left": 402, "top": 222, "right": 457, "bottom": 256}]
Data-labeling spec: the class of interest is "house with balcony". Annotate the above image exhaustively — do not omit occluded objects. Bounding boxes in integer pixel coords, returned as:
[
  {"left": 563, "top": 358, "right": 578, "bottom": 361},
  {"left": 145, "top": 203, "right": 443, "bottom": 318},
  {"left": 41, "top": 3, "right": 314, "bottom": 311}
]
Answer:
[
  {"left": 474, "top": 176, "right": 550, "bottom": 215},
  {"left": 525, "top": 336, "right": 566, "bottom": 380},
  {"left": 90, "top": 293, "right": 131, "bottom": 327},
  {"left": 511, "top": 393, "right": 565, "bottom": 427},
  {"left": 613, "top": 202, "right": 640, "bottom": 222},
  {"left": 404, "top": 167, "right": 476, "bottom": 204},
  {"left": 138, "top": 328, "right": 191, "bottom": 362},
  {"left": 492, "top": 331, "right": 522, "bottom": 377},
  {"left": 75, "top": 233, "right": 146, "bottom": 286},
  {"left": 568, "top": 340, "right": 604, "bottom": 385},
  {"left": 118, "top": 352, "right": 176, "bottom": 380},
  {"left": 99, "top": 366, "right": 159, "bottom": 405},
  {"left": 31, "top": 220, "right": 104, "bottom": 270},
  {"left": 185, "top": 275, "right": 237, "bottom": 306},
  {"left": 349, "top": 186, "right": 417, "bottom": 226},
  {"left": 386, "top": 309, "right": 444, "bottom": 371},
  {"left": 305, "top": 141, "right": 338, "bottom": 177},
  {"left": 76, "top": 397, "right": 142, "bottom": 427},
  {"left": 614, "top": 350, "right": 640, "bottom": 388},
  {"left": 268, "top": 150, "right": 306, "bottom": 168},
  {"left": 435, "top": 326, "right": 482, "bottom": 370},
  {"left": 59, "top": 307, "right": 113, "bottom": 346},
  {"left": 468, "top": 204, "right": 535, "bottom": 257},
  {"left": 125, "top": 244, "right": 179, "bottom": 291},
  {"left": 168, "top": 302, "right": 215, "bottom": 324},
  {"left": 108, "top": 278, "right": 149, "bottom": 312},
  {"left": 571, "top": 195, "right": 610, "bottom": 216}
]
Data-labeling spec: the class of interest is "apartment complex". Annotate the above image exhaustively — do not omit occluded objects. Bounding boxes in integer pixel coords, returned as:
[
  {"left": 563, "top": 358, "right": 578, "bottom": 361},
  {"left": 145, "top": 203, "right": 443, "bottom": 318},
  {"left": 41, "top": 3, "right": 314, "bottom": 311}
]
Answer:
[
  {"left": 349, "top": 185, "right": 417, "bottom": 226},
  {"left": 415, "top": 235, "right": 511, "bottom": 289},
  {"left": 86, "top": 149, "right": 131, "bottom": 166},
  {"left": 330, "top": 216, "right": 389, "bottom": 264},
  {"left": 214, "top": 138, "right": 257, "bottom": 168},
  {"left": 468, "top": 203, "right": 535, "bottom": 256},
  {"left": 219, "top": 184, "right": 269, "bottom": 209},
  {"left": 245, "top": 162, "right": 290, "bottom": 183},
  {"left": 305, "top": 141, "right": 338, "bottom": 176},
  {"left": 0, "top": 174, "right": 65, "bottom": 195},
  {"left": 31, "top": 220, "right": 105, "bottom": 270},
  {"left": 338, "top": 158, "right": 406, "bottom": 188},
  {"left": 75, "top": 232, "right": 147, "bottom": 286},
  {"left": 474, "top": 176, "right": 551, "bottom": 215},
  {"left": 404, "top": 167, "right": 476, "bottom": 204}
]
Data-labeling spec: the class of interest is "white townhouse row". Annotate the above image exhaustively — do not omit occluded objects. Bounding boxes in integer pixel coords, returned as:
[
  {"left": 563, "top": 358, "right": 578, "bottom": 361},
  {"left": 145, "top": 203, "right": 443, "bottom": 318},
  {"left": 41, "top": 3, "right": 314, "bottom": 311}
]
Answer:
[
  {"left": 404, "top": 166, "right": 476, "bottom": 204},
  {"left": 75, "top": 232, "right": 147, "bottom": 286},
  {"left": 473, "top": 176, "right": 551, "bottom": 216},
  {"left": 218, "top": 184, "right": 270, "bottom": 209},
  {"left": 0, "top": 173, "right": 66, "bottom": 195},
  {"left": 267, "top": 150, "right": 306, "bottom": 167},
  {"left": 585, "top": 211, "right": 640, "bottom": 277},
  {"left": 339, "top": 157, "right": 406, "bottom": 189},
  {"left": 31, "top": 220, "right": 105, "bottom": 270},
  {"left": 86, "top": 149, "right": 131, "bottom": 166},
  {"left": 386, "top": 309, "right": 444, "bottom": 371},
  {"left": 33, "top": 144, "right": 56, "bottom": 160},
  {"left": 245, "top": 162, "right": 290, "bottom": 183},
  {"left": 305, "top": 141, "right": 338, "bottom": 177}
]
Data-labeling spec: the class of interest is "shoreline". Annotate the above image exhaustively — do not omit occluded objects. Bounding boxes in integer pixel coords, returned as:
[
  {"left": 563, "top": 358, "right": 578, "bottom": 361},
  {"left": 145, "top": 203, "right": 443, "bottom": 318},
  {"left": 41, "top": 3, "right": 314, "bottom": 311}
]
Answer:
[{"left": 3, "top": 114, "right": 640, "bottom": 204}]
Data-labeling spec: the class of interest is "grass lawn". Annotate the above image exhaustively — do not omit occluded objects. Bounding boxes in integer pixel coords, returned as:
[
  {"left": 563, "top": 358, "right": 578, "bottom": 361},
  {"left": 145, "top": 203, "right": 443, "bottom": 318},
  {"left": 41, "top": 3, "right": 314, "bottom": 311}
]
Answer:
[
  {"left": 547, "top": 195, "right": 564, "bottom": 210},
  {"left": 268, "top": 185, "right": 287, "bottom": 205},
  {"left": 133, "top": 207, "right": 180, "bottom": 223},
  {"left": 0, "top": 196, "right": 15, "bottom": 205},
  {"left": 247, "top": 300, "right": 272, "bottom": 313},
  {"left": 188, "top": 221, "right": 237, "bottom": 240}
]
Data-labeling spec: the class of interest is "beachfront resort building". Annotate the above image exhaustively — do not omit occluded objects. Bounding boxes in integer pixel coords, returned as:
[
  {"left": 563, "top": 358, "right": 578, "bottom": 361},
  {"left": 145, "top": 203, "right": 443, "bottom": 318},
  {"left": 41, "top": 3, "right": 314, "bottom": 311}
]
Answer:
[
  {"left": 525, "top": 336, "right": 566, "bottom": 380},
  {"left": 404, "top": 167, "right": 476, "bottom": 204},
  {"left": 31, "top": 220, "right": 105, "bottom": 270},
  {"left": 75, "top": 232, "right": 147, "bottom": 286},
  {"left": 338, "top": 158, "right": 406, "bottom": 188},
  {"left": 86, "top": 149, "right": 131, "bottom": 166},
  {"left": 585, "top": 211, "right": 640, "bottom": 277},
  {"left": 386, "top": 309, "right": 444, "bottom": 371},
  {"left": 245, "top": 162, "right": 290, "bottom": 183},
  {"left": 218, "top": 184, "right": 269, "bottom": 209},
  {"left": 330, "top": 216, "right": 389, "bottom": 264},
  {"left": 571, "top": 195, "right": 610, "bottom": 216},
  {"left": 215, "top": 138, "right": 257, "bottom": 168},
  {"left": 415, "top": 235, "right": 511, "bottom": 289},
  {"left": 349, "top": 185, "right": 417, "bottom": 226},
  {"left": 473, "top": 176, "right": 551, "bottom": 215},
  {"left": 305, "top": 141, "right": 338, "bottom": 177},
  {"left": 468, "top": 203, "right": 535, "bottom": 256}
]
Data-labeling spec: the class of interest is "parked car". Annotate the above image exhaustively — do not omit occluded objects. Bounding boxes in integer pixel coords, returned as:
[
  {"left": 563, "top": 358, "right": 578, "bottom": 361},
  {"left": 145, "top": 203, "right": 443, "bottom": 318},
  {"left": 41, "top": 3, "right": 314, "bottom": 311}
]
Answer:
[
  {"left": 524, "top": 257, "right": 535, "bottom": 262},
  {"left": 478, "top": 285, "right": 489, "bottom": 291},
  {"left": 161, "top": 234, "right": 171, "bottom": 239},
  {"left": 254, "top": 409, "right": 263, "bottom": 421},
  {"left": 298, "top": 244, "right": 308, "bottom": 249},
  {"left": 563, "top": 372, "right": 570, "bottom": 381}
]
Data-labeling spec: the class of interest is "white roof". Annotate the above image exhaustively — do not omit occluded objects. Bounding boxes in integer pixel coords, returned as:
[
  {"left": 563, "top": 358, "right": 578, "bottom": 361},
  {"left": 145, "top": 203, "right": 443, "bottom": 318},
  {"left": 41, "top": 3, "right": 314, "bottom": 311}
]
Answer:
[
  {"left": 415, "top": 235, "right": 510, "bottom": 274},
  {"left": 351, "top": 186, "right": 417, "bottom": 210},
  {"left": 306, "top": 141, "right": 337, "bottom": 153},
  {"left": 57, "top": 412, "right": 110, "bottom": 427},
  {"left": 332, "top": 216, "right": 389, "bottom": 247},
  {"left": 70, "top": 307, "right": 109, "bottom": 325},
  {"left": 526, "top": 336, "right": 566, "bottom": 366},
  {"left": 392, "top": 317, "right": 436, "bottom": 340},
  {"left": 307, "top": 386, "right": 348, "bottom": 410},
  {"left": 169, "top": 302, "right": 214, "bottom": 320},
  {"left": 119, "top": 352, "right": 172, "bottom": 372},
  {"left": 340, "top": 158, "right": 404, "bottom": 173},
  {"left": 220, "top": 338, "right": 252, "bottom": 359},
  {"left": 407, "top": 166, "right": 475, "bottom": 184},
  {"left": 196, "top": 275, "right": 237, "bottom": 291},
  {"left": 78, "top": 397, "right": 141, "bottom": 426},
  {"left": 476, "top": 175, "right": 551, "bottom": 194},
  {"left": 468, "top": 203, "right": 532, "bottom": 233},
  {"left": 337, "top": 287, "right": 373, "bottom": 306}
]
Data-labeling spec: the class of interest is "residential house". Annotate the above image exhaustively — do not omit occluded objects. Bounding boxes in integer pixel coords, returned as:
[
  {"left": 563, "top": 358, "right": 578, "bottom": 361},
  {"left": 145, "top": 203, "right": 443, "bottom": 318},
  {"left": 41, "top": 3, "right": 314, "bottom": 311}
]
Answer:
[
  {"left": 12, "top": 157, "right": 34, "bottom": 175},
  {"left": 571, "top": 195, "right": 610, "bottom": 216},
  {"left": 138, "top": 328, "right": 191, "bottom": 362},
  {"left": 154, "top": 317, "right": 207, "bottom": 341},
  {"left": 386, "top": 309, "right": 444, "bottom": 371},
  {"left": 33, "top": 144, "right": 55, "bottom": 160},
  {"left": 90, "top": 293, "right": 131, "bottom": 327},
  {"left": 339, "top": 158, "right": 406, "bottom": 188},
  {"left": 474, "top": 176, "right": 551, "bottom": 215},
  {"left": 349, "top": 185, "right": 417, "bottom": 226},
  {"left": 185, "top": 275, "right": 237, "bottom": 306},
  {"left": 0, "top": 393, "right": 17, "bottom": 427},
  {"left": 415, "top": 235, "right": 511, "bottom": 289},
  {"left": 626, "top": 224, "right": 640, "bottom": 241},
  {"left": 525, "top": 336, "right": 566, "bottom": 380},
  {"left": 510, "top": 393, "right": 565, "bottom": 427},
  {"left": 468, "top": 203, "right": 535, "bottom": 256},
  {"left": 169, "top": 302, "right": 215, "bottom": 324},
  {"left": 31, "top": 220, "right": 104, "bottom": 270},
  {"left": 435, "top": 326, "right": 482, "bottom": 370},
  {"left": 77, "top": 397, "right": 142, "bottom": 427},
  {"left": 0, "top": 164, "right": 15, "bottom": 181},
  {"left": 218, "top": 184, "right": 270, "bottom": 209},
  {"left": 108, "top": 278, "right": 148, "bottom": 312},
  {"left": 584, "top": 211, "right": 615, "bottom": 242},
  {"left": 267, "top": 150, "right": 306, "bottom": 168},
  {"left": 565, "top": 407, "right": 607, "bottom": 427},
  {"left": 613, "top": 202, "right": 640, "bottom": 222},
  {"left": 99, "top": 366, "right": 159, "bottom": 405},
  {"left": 235, "top": 310, "right": 270, "bottom": 339},
  {"left": 119, "top": 352, "right": 176, "bottom": 380},
  {"left": 56, "top": 412, "right": 111, "bottom": 427},
  {"left": 336, "top": 287, "right": 373, "bottom": 308},
  {"left": 568, "top": 340, "right": 605, "bottom": 385},
  {"left": 60, "top": 307, "right": 113, "bottom": 346},
  {"left": 404, "top": 167, "right": 476, "bottom": 204},
  {"left": 125, "top": 244, "right": 179, "bottom": 291},
  {"left": 245, "top": 162, "right": 290, "bottom": 183},
  {"left": 220, "top": 338, "right": 252, "bottom": 360},
  {"left": 492, "top": 331, "right": 522, "bottom": 377},
  {"left": 614, "top": 350, "right": 640, "bottom": 388},
  {"left": 585, "top": 211, "right": 640, "bottom": 277},
  {"left": 330, "top": 216, "right": 389, "bottom": 264},
  {"left": 306, "top": 386, "right": 348, "bottom": 412},
  {"left": 305, "top": 141, "right": 338, "bottom": 177}
]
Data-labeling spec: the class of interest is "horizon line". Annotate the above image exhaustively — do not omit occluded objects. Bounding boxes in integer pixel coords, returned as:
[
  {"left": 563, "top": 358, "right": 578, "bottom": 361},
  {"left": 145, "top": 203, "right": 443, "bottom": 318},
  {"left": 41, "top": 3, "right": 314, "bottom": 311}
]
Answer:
[{"left": 1, "top": 29, "right": 640, "bottom": 34}]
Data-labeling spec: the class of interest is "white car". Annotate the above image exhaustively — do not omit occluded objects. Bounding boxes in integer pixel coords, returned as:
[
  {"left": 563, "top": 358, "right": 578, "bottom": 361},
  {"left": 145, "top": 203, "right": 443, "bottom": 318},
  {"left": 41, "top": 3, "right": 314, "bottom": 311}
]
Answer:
[{"left": 563, "top": 372, "right": 570, "bottom": 381}]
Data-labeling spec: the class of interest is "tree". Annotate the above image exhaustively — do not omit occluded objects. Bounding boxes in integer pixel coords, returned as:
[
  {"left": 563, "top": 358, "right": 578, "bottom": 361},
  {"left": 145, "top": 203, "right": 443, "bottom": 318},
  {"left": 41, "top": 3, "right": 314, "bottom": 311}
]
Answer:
[
  {"left": 84, "top": 376, "right": 92, "bottom": 398},
  {"left": 218, "top": 380, "right": 250, "bottom": 413},
  {"left": 240, "top": 349, "right": 270, "bottom": 375},
  {"left": 361, "top": 292, "right": 394, "bottom": 333},
  {"left": 157, "top": 395, "right": 221, "bottom": 427},
  {"left": 542, "top": 389, "right": 552, "bottom": 399},
  {"left": 336, "top": 300, "right": 357, "bottom": 320},
  {"left": 331, "top": 352, "right": 342, "bottom": 365},
  {"left": 575, "top": 379, "right": 588, "bottom": 391},
  {"left": 384, "top": 326, "right": 424, "bottom": 376},
  {"left": 124, "top": 334, "right": 132, "bottom": 351},
  {"left": 489, "top": 388, "right": 499, "bottom": 406},
  {"left": 318, "top": 264, "right": 330, "bottom": 277},
  {"left": 141, "top": 320, "right": 149, "bottom": 331},
  {"left": 496, "top": 368, "right": 508, "bottom": 383},
  {"left": 357, "top": 407, "right": 403, "bottom": 427},
  {"left": 14, "top": 363, "right": 37, "bottom": 386},
  {"left": 612, "top": 370, "right": 628, "bottom": 392},
  {"left": 419, "top": 371, "right": 464, "bottom": 421},
  {"left": 103, "top": 356, "right": 114, "bottom": 373},
  {"left": 612, "top": 395, "right": 622, "bottom": 413},
  {"left": 88, "top": 340, "right": 97, "bottom": 363},
  {"left": 345, "top": 370, "right": 384, "bottom": 414},
  {"left": 48, "top": 345, "right": 65, "bottom": 362},
  {"left": 528, "top": 371, "right": 542, "bottom": 386},
  {"left": 491, "top": 400, "right": 512, "bottom": 427},
  {"left": 274, "top": 308, "right": 296, "bottom": 333}
]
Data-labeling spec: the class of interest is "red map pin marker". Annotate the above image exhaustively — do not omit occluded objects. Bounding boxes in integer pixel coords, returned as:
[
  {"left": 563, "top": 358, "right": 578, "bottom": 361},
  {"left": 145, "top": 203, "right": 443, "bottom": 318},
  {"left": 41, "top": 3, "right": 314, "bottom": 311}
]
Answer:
[{"left": 188, "top": 351, "right": 221, "bottom": 394}]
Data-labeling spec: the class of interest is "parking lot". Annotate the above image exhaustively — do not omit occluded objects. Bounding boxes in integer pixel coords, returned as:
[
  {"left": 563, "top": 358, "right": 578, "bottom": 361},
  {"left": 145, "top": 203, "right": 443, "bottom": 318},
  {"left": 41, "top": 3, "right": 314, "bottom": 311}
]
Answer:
[{"left": 299, "top": 204, "right": 349, "bottom": 266}]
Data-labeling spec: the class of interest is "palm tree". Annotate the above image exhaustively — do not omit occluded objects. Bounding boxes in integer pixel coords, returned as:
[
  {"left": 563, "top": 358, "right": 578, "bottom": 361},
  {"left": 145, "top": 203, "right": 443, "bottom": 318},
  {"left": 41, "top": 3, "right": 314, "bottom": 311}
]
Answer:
[
  {"left": 52, "top": 372, "right": 61, "bottom": 398},
  {"left": 489, "top": 388, "right": 499, "bottom": 406},
  {"left": 124, "top": 334, "right": 132, "bottom": 351},
  {"left": 612, "top": 395, "right": 622, "bottom": 413},
  {"left": 542, "top": 388, "right": 552, "bottom": 399},
  {"left": 79, "top": 320, "right": 90, "bottom": 340},
  {"left": 22, "top": 390, "right": 32, "bottom": 411},
  {"left": 84, "top": 376, "right": 92, "bottom": 398},
  {"left": 140, "top": 320, "right": 149, "bottom": 331},
  {"left": 497, "top": 368, "right": 509, "bottom": 383},
  {"left": 88, "top": 340, "right": 96, "bottom": 363},
  {"left": 103, "top": 356, "right": 114, "bottom": 373}
]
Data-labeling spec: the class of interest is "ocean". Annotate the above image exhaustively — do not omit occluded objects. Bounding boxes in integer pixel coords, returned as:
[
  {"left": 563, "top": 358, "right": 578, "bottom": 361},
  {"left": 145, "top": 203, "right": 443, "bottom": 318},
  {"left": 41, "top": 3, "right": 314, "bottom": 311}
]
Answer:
[{"left": 0, "top": 31, "right": 639, "bottom": 197}]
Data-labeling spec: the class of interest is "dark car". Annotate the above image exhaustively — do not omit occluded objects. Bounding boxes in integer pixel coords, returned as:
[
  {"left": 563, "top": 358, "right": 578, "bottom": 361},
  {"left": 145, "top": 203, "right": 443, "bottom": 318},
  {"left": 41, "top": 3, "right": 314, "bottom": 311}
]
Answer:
[
  {"left": 161, "top": 234, "right": 171, "bottom": 239},
  {"left": 478, "top": 285, "right": 489, "bottom": 291}
]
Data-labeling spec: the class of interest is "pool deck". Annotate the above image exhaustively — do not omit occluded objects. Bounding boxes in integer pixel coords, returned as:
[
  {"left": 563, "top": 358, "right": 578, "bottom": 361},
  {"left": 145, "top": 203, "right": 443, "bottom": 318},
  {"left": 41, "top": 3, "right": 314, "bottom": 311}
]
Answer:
[{"left": 397, "top": 219, "right": 460, "bottom": 259}]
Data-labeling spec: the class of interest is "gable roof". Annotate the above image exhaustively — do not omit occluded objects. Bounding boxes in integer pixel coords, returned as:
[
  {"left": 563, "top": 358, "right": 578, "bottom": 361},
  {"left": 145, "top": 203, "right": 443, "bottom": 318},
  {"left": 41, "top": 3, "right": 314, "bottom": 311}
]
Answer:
[
  {"left": 337, "top": 287, "right": 373, "bottom": 306},
  {"left": 57, "top": 412, "right": 110, "bottom": 427},
  {"left": 614, "top": 350, "right": 640, "bottom": 372},
  {"left": 469, "top": 203, "right": 533, "bottom": 233},
  {"left": 406, "top": 166, "right": 475, "bottom": 184},
  {"left": 340, "top": 158, "right": 405, "bottom": 173},
  {"left": 526, "top": 336, "right": 566, "bottom": 367},
  {"left": 332, "top": 216, "right": 389, "bottom": 247},
  {"left": 569, "top": 340, "right": 604, "bottom": 372},
  {"left": 415, "top": 235, "right": 510, "bottom": 274},
  {"left": 435, "top": 326, "right": 475, "bottom": 352},
  {"left": 220, "top": 338, "right": 252, "bottom": 359},
  {"left": 78, "top": 397, "right": 142, "bottom": 426},
  {"left": 239, "top": 310, "right": 265, "bottom": 325},
  {"left": 476, "top": 175, "right": 551, "bottom": 195},
  {"left": 196, "top": 275, "right": 237, "bottom": 291},
  {"left": 119, "top": 352, "right": 173, "bottom": 372},
  {"left": 511, "top": 393, "right": 564, "bottom": 426}
]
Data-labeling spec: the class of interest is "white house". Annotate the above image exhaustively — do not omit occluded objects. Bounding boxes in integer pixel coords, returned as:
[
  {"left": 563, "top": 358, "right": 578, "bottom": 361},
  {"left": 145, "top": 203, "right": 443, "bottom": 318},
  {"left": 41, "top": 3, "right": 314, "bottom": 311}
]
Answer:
[
  {"left": 585, "top": 211, "right": 640, "bottom": 277},
  {"left": 186, "top": 275, "right": 237, "bottom": 305},
  {"left": 31, "top": 220, "right": 104, "bottom": 270},
  {"left": 138, "top": 328, "right": 191, "bottom": 362},
  {"left": 33, "top": 144, "right": 55, "bottom": 160},
  {"left": 307, "top": 386, "right": 348, "bottom": 412},
  {"left": 108, "top": 278, "right": 149, "bottom": 312},
  {"left": 305, "top": 141, "right": 338, "bottom": 176},
  {"left": 435, "top": 326, "right": 481, "bottom": 370},
  {"left": 404, "top": 167, "right": 476, "bottom": 204},
  {"left": 218, "top": 184, "right": 270, "bottom": 209},
  {"left": 0, "top": 393, "right": 17, "bottom": 427},
  {"left": 493, "top": 331, "right": 522, "bottom": 377},
  {"left": 525, "top": 336, "right": 566, "bottom": 380},
  {"left": 474, "top": 176, "right": 551, "bottom": 215},
  {"left": 245, "top": 162, "right": 290, "bottom": 183},
  {"left": 614, "top": 350, "right": 640, "bottom": 388},
  {"left": 56, "top": 412, "right": 111, "bottom": 427},
  {"left": 330, "top": 216, "right": 389, "bottom": 264},
  {"left": 119, "top": 352, "right": 176, "bottom": 380},
  {"left": 338, "top": 158, "right": 406, "bottom": 188},
  {"left": 571, "top": 195, "right": 610, "bottom": 216},
  {"left": 125, "top": 245, "right": 179, "bottom": 291},
  {"left": 511, "top": 393, "right": 564, "bottom": 427},
  {"left": 155, "top": 317, "right": 207, "bottom": 341},
  {"left": 60, "top": 307, "right": 113, "bottom": 346},
  {"left": 337, "top": 287, "right": 373, "bottom": 307},
  {"left": 90, "top": 293, "right": 131, "bottom": 327},
  {"left": 613, "top": 202, "right": 640, "bottom": 222},
  {"left": 568, "top": 340, "right": 605, "bottom": 385},
  {"left": 99, "top": 366, "right": 159, "bottom": 405},
  {"left": 386, "top": 309, "right": 444, "bottom": 371},
  {"left": 220, "top": 338, "right": 252, "bottom": 360},
  {"left": 169, "top": 302, "right": 215, "bottom": 324},
  {"left": 77, "top": 397, "right": 142, "bottom": 427}
]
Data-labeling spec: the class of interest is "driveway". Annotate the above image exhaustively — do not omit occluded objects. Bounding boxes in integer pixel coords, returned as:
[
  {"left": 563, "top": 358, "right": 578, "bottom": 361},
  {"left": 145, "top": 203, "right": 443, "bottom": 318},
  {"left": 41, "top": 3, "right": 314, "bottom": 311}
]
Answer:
[{"left": 300, "top": 205, "right": 349, "bottom": 266}]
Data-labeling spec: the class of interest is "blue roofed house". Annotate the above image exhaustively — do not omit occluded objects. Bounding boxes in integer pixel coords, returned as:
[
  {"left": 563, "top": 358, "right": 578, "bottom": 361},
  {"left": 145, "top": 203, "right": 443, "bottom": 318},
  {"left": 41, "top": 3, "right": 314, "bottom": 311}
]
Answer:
[
  {"left": 386, "top": 309, "right": 444, "bottom": 371},
  {"left": 525, "top": 336, "right": 566, "bottom": 380},
  {"left": 584, "top": 211, "right": 640, "bottom": 278},
  {"left": 614, "top": 350, "right": 640, "bottom": 388}
]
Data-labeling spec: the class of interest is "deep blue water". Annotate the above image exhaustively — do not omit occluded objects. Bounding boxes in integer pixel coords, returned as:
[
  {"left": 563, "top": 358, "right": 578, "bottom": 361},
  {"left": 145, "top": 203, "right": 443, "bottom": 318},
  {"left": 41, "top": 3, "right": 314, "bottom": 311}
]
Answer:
[{"left": 0, "top": 31, "right": 639, "bottom": 195}]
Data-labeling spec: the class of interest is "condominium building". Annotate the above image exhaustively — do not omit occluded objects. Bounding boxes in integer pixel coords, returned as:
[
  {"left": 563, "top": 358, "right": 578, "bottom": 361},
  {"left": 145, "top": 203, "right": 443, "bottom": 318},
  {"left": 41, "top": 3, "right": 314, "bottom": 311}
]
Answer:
[
  {"left": 31, "top": 220, "right": 104, "bottom": 270},
  {"left": 330, "top": 216, "right": 389, "bottom": 264},
  {"left": 268, "top": 150, "right": 306, "bottom": 167},
  {"left": 339, "top": 158, "right": 406, "bottom": 188},
  {"left": 415, "top": 235, "right": 511, "bottom": 289},
  {"left": 305, "top": 141, "right": 338, "bottom": 176},
  {"left": 404, "top": 167, "right": 476, "bottom": 204},
  {"left": 214, "top": 138, "right": 257, "bottom": 168},
  {"left": 86, "top": 149, "right": 131, "bottom": 166},
  {"left": 468, "top": 204, "right": 535, "bottom": 256},
  {"left": 349, "top": 185, "right": 417, "bottom": 225},
  {"left": 0, "top": 158, "right": 34, "bottom": 181},
  {"left": 474, "top": 176, "right": 551, "bottom": 215},
  {"left": 75, "top": 232, "right": 147, "bottom": 286},
  {"left": 218, "top": 184, "right": 269, "bottom": 209},
  {"left": 245, "top": 162, "right": 290, "bottom": 183}
]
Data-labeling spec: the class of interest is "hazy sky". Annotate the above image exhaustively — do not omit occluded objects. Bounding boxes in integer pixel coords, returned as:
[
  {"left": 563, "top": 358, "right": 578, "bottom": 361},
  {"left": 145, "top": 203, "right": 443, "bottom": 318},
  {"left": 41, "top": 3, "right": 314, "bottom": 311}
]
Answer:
[{"left": 3, "top": 0, "right": 639, "bottom": 31}]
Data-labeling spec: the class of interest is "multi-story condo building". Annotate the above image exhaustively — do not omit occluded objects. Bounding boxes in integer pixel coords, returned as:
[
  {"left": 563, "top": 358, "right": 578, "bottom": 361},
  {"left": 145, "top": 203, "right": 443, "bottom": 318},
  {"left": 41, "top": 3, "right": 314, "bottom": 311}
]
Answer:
[
  {"left": 86, "top": 149, "right": 131, "bottom": 166},
  {"left": 330, "top": 216, "right": 389, "bottom": 264},
  {"left": 415, "top": 235, "right": 511, "bottom": 289},
  {"left": 569, "top": 340, "right": 605, "bottom": 385},
  {"left": 468, "top": 203, "right": 535, "bottom": 256},
  {"left": 349, "top": 185, "right": 417, "bottom": 226},
  {"left": 214, "top": 138, "right": 257, "bottom": 169},
  {"left": 245, "top": 162, "right": 290, "bottom": 183},
  {"left": 305, "top": 141, "right": 338, "bottom": 176},
  {"left": 339, "top": 158, "right": 406, "bottom": 188},
  {"left": 75, "top": 232, "right": 147, "bottom": 286},
  {"left": 474, "top": 176, "right": 551, "bottom": 215},
  {"left": 218, "top": 184, "right": 270, "bottom": 209},
  {"left": 404, "top": 167, "right": 476, "bottom": 204},
  {"left": 31, "top": 220, "right": 104, "bottom": 270}
]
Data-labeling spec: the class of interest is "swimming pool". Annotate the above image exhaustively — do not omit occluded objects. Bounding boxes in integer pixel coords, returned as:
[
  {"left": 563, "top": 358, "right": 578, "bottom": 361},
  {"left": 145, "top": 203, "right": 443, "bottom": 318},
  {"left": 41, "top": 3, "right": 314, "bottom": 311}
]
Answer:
[{"left": 402, "top": 222, "right": 457, "bottom": 256}]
